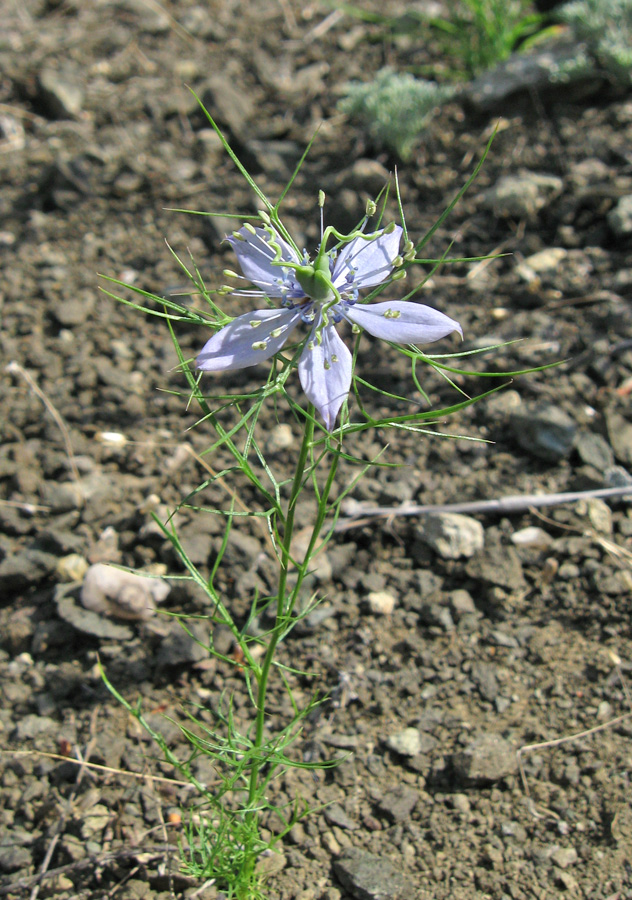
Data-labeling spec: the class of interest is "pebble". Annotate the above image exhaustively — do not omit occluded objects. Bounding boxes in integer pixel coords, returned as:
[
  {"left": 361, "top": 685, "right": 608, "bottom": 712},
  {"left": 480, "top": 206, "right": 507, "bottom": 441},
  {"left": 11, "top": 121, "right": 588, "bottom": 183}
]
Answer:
[
  {"left": 466, "top": 530, "right": 526, "bottom": 591},
  {"left": 386, "top": 727, "right": 422, "bottom": 757},
  {"left": 56, "top": 553, "right": 89, "bottom": 582},
  {"left": 37, "top": 65, "right": 84, "bottom": 118},
  {"left": 452, "top": 733, "right": 518, "bottom": 782},
  {"left": 510, "top": 526, "right": 553, "bottom": 548},
  {"left": 481, "top": 172, "right": 563, "bottom": 220},
  {"left": 521, "top": 247, "right": 568, "bottom": 273},
  {"left": 56, "top": 584, "right": 134, "bottom": 640},
  {"left": 417, "top": 513, "right": 484, "bottom": 559},
  {"left": 551, "top": 846, "right": 578, "bottom": 869},
  {"left": 376, "top": 785, "right": 419, "bottom": 823},
  {"left": 14, "top": 714, "right": 58, "bottom": 741},
  {"left": 575, "top": 431, "right": 614, "bottom": 471},
  {"left": 333, "top": 847, "right": 411, "bottom": 900},
  {"left": 81, "top": 563, "right": 169, "bottom": 620},
  {"left": 509, "top": 404, "right": 576, "bottom": 462},
  {"left": 606, "top": 411, "right": 632, "bottom": 466},
  {"left": 607, "top": 194, "right": 632, "bottom": 237},
  {"left": 264, "top": 423, "right": 294, "bottom": 453},
  {"left": 366, "top": 591, "right": 396, "bottom": 615}
]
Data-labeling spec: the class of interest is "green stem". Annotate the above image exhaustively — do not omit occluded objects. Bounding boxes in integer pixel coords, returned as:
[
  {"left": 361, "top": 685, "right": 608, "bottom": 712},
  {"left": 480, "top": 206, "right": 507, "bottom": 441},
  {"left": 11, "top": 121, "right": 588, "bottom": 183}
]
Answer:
[{"left": 243, "top": 405, "right": 316, "bottom": 859}]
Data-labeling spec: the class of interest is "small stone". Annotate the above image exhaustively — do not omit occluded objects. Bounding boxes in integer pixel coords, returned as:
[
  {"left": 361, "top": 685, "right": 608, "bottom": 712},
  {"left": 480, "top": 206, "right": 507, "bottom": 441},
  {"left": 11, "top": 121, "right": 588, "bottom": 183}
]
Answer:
[
  {"left": 56, "top": 553, "right": 89, "bottom": 583},
  {"left": 333, "top": 847, "right": 411, "bottom": 900},
  {"left": 376, "top": 785, "right": 418, "bottom": 823},
  {"left": 453, "top": 733, "right": 517, "bottom": 782},
  {"left": 155, "top": 619, "right": 209, "bottom": 666},
  {"left": 606, "top": 412, "right": 632, "bottom": 466},
  {"left": 324, "top": 803, "right": 358, "bottom": 830},
  {"left": 521, "top": 247, "right": 567, "bottom": 273},
  {"left": 56, "top": 584, "right": 134, "bottom": 640},
  {"left": 509, "top": 404, "right": 576, "bottom": 462},
  {"left": 451, "top": 793, "right": 471, "bottom": 814},
  {"left": 264, "top": 423, "right": 294, "bottom": 453},
  {"left": 418, "top": 513, "right": 484, "bottom": 559},
  {"left": 607, "top": 194, "right": 632, "bottom": 237},
  {"left": 585, "top": 497, "right": 612, "bottom": 535},
  {"left": 575, "top": 431, "right": 614, "bottom": 471},
  {"left": 37, "top": 65, "right": 84, "bottom": 118},
  {"left": 0, "top": 830, "right": 33, "bottom": 873},
  {"left": 510, "top": 526, "right": 553, "bottom": 548},
  {"left": 81, "top": 564, "right": 169, "bottom": 620},
  {"left": 448, "top": 589, "right": 478, "bottom": 616},
  {"left": 551, "top": 846, "right": 578, "bottom": 869},
  {"left": 386, "top": 727, "right": 422, "bottom": 757},
  {"left": 482, "top": 172, "right": 563, "bottom": 220},
  {"left": 366, "top": 591, "right": 396, "bottom": 615},
  {"left": 14, "top": 714, "right": 58, "bottom": 741},
  {"left": 470, "top": 662, "right": 499, "bottom": 702}
]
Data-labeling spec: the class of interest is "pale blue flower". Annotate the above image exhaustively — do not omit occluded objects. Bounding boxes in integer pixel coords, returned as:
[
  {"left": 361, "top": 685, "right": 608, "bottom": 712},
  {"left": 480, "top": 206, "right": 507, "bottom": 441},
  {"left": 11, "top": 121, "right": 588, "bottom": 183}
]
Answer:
[{"left": 197, "top": 224, "right": 462, "bottom": 430}]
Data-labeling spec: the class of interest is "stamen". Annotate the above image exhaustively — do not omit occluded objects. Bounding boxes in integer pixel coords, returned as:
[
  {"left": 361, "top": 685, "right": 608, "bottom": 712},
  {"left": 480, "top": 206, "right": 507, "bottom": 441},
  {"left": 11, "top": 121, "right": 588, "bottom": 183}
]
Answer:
[
  {"left": 383, "top": 309, "right": 401, "bottom": 319},
  {"left": 250, "top": 320, "right": 262, "bottom": 327},
  {"left": 331, "top": 354, "right": 339, "bottom": 363},
  {"left": 244, "top": 223, "right": 257, "bottom": 236},
  {"left": 251, "top": 341, "right": 268, "bottom": 351},
  {"left": 324, "top": 359, "right": 331, "bottom": 370},
  {"left": 351, "top": 324, "right": 361, "bottom": 334},
  {"left": 270, "top": 327, "right": 284, "bottom": 338}
]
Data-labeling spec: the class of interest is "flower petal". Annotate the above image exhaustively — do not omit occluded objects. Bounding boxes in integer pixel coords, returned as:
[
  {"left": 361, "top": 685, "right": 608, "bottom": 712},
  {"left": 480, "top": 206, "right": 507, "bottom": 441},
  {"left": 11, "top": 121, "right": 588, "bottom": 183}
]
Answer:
[
  {"left": 344, "top": 300, "right": 462, "bottom": 344},
  {"left": 332, "top": 226, "right": 403, "bottom": 290},
  {"left": 227, "top": 226, "right": 301, "bottom": 296},
  {"left": 298, "top": 317, "right": 352, "bottom": 431},
  {"left": 197, "top": 308, "right": 302, "bottom": 372}
]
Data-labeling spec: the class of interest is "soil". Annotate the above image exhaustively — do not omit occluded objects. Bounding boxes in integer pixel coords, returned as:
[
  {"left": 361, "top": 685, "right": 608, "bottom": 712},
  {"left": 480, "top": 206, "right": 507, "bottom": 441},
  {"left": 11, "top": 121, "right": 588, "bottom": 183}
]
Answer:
[{"left": 1, "top": 2, "right": 632, "bottom": 900}]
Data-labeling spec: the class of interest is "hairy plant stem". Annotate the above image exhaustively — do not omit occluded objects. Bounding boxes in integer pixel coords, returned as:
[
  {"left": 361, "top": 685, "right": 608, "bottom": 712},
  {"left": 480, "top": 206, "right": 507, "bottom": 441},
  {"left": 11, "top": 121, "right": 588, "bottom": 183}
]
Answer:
[{"left": 243, "top": 405, "right": 339, "bottom": 877}]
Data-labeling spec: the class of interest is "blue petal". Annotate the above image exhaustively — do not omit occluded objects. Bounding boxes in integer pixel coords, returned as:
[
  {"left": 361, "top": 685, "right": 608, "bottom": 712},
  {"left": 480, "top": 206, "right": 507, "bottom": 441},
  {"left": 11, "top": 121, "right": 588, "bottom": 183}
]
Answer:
[
  {"left": 344, "top": 300, "right": 462, "bottom": 344},
  {"left": 197, "top": 308, "right": 302, "bottom": 372},
  {"left": 332, "top": 226, "right": 403, "bottom": 290},
  {"left": 227, "top": 226, "right": 301, "bottom": 295},
  {"left": 298, "top": 317, "right": 352, "bottom": 431}
]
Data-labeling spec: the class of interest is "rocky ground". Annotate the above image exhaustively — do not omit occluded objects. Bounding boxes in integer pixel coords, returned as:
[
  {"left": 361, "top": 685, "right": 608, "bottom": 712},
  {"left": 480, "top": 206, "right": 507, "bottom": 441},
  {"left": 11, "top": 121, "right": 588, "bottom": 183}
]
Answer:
[{"left": 1, "top": 1, "right": 632, "bottom": 899}]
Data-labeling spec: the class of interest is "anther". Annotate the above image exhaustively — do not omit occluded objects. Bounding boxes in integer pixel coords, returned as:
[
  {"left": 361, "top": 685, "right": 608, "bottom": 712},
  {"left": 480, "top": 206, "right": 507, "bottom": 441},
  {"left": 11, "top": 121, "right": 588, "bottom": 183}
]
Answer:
[{"left": 251, "top": 341, "right": 267, "bottom": 351}]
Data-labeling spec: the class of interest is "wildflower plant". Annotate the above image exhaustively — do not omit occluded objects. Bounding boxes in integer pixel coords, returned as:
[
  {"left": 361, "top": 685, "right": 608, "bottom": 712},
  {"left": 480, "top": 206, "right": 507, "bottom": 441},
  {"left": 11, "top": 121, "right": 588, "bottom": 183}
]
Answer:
[
  {"left": 557, "top": 0, "right": 632, "bottom": 87},
  {"left": 99, "top": 96, "right": 535, "bottom": 899},
  {"left": 339, "top": 68, "right": 454, "bottom": 160}
]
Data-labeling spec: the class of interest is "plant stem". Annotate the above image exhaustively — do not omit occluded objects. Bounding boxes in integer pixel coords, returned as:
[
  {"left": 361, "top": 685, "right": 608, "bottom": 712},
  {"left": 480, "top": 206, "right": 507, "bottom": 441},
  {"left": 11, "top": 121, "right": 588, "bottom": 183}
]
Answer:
[{"left": 243, "top": 405, "right": 316, "bottom": 866}]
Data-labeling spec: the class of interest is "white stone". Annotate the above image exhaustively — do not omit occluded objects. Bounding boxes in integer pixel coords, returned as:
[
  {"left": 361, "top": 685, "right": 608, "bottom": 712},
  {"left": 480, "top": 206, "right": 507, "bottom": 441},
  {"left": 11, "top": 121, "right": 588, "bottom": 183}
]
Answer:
[
  {"left": 265, "top": 423, "right": 294, "bottom": 453},
  {"left": 511, "top": 526, "right": 553, "bottom": 548},
  {"left": 366, "top": 591, "right": 396, "bottom": 615},
  {"left": 81, "top": 563, "right": 169, "bottom": 621},
  {"left": 419, "top": 513, "right": 484, "bottom": 559},
  {"left": 387, "top": 727, "right": 422, "bottom": 757}
]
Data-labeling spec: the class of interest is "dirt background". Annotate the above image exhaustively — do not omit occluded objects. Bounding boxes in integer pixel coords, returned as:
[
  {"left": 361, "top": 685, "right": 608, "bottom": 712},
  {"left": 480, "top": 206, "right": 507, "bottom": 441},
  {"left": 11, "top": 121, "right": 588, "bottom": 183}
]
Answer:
[{"left": 1, "top": 1, "right": 632, "bottom": 899}]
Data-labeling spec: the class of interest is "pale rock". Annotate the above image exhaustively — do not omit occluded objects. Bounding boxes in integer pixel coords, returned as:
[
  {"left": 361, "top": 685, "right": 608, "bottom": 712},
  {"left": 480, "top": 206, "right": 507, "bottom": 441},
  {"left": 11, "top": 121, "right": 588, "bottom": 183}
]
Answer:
[
  {"left": 264, "top": 423, "right": 294, "bottom": 453},
  {"left": 366, "top": 591, "right": 396, "bottom": 615},
  {"left": 81, "top": 563, "right": 169, "bottom": 620},
  {"left": 386, "top": 727, "right": 422, "bottom": 757},
  {"left": 56, "top": 553, "right": 89, "bottom": 583},
  {"left": 419, "top": 513, "right": 484, "bottom": 559},
  {"left": 510, "top": 526, "right": 553, "bottom": 548}
]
